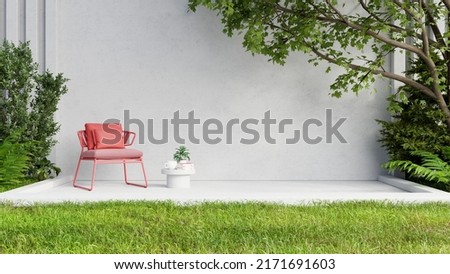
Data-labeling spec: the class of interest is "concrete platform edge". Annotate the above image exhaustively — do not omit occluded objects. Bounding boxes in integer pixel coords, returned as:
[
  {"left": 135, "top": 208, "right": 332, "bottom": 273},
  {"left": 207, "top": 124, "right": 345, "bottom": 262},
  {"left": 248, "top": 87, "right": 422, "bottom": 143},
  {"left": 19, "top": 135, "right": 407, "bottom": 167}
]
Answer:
[
  {"left": 378, "top": 175, "right": 450, "bottom": 195},
  {"left": 1, "top": 176, "right": 72, "bottom": 194}
]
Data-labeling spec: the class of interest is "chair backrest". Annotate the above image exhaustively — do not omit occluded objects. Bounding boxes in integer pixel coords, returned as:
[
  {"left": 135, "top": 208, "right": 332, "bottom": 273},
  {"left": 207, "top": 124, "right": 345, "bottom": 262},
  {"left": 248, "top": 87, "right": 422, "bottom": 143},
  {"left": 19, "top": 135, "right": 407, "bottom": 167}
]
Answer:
[{"left": 77, "top": 129, "right": 135, "bottom": 149}]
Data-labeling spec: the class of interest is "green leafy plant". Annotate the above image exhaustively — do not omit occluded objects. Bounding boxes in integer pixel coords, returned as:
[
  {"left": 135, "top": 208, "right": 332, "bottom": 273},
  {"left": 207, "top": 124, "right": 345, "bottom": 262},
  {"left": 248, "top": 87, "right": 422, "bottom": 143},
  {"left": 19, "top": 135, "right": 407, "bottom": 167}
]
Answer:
[
  {"left": 384, "top": 147, "right": 450, "bottom": 191},
  {"left": 0, "top": 40, "right": 68, "bottom": 180},
  {"left": 0, "top": 131, "right": 30, "bottom": 184},
  {"left": 376, "top": 57, "right": 450, "bottom": 191},
  {"left": 27, "top": 158, "right": 62, "bottom": 181},
  {"left": 377, "top": 58, "right": 450, "bottom": 163},
  {"left": 173, "top": 145, "right": 191, "bottom": 162}
]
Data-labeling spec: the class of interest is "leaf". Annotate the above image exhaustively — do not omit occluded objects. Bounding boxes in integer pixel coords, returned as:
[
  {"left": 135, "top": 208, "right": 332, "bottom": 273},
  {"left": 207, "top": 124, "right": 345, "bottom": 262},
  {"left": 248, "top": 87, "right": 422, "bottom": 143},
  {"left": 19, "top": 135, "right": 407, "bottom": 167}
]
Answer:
[{"left": 384, "top": 147, "right": 450, "bottom": 184}]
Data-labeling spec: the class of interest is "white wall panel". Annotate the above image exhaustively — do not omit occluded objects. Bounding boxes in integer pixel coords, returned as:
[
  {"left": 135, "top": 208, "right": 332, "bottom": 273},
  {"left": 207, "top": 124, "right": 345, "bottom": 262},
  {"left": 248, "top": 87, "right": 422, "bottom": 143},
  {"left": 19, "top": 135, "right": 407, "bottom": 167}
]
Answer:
[
  {"left": 0, "top": 0, "right": 5, "bottom": 40},
  {"left": 44, "top": 0, "right": 56, "bottom": 71},
  {"left": 5, "top": 0, "right": 18, "bottom": 42}
]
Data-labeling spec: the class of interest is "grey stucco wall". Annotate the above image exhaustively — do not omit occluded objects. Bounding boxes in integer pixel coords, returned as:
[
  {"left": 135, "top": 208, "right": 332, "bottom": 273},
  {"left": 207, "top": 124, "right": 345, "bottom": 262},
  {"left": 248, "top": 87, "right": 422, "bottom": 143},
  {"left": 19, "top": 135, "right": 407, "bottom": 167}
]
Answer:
[{"left": 3, "top": 0, "right": 391, "bottom": 180}]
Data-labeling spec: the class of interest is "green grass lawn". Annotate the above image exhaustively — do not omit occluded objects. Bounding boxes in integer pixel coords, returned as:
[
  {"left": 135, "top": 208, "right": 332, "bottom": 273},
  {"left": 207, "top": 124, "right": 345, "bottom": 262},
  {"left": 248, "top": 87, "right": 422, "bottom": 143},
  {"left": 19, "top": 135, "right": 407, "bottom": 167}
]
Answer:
[{"left": 1, "top": 201, "right": 450, "bottom": 254}]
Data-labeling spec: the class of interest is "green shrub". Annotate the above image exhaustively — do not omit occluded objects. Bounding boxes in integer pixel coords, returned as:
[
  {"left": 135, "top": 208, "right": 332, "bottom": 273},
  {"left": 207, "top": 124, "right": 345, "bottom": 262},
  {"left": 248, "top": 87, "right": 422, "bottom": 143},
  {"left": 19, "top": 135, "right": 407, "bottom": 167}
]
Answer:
[
  {"left": 377, "top": 57, "right": 450, "bottom": 190},
  {"left": 377, "top": 92, "right": 450, "bottom": 161},
  {"left": 377, "top": 57, "right": 450, "bottom": 162},
  {"left": 0, "top": 131, "right": 30, "bottom": 184},
  {"left": 0, "top": 40, "right": 68, "bottom": 180}
]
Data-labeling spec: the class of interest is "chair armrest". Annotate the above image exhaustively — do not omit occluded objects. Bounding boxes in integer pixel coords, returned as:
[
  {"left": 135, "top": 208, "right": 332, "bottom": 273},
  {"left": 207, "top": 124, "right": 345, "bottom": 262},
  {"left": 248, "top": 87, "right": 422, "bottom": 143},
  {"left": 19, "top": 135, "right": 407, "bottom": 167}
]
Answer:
[
  {"left": 77, "top": 130, "right": 88, "bottom": 148},
  {"left": 124, "top": 131, "right": 136, "bottom": 146}
]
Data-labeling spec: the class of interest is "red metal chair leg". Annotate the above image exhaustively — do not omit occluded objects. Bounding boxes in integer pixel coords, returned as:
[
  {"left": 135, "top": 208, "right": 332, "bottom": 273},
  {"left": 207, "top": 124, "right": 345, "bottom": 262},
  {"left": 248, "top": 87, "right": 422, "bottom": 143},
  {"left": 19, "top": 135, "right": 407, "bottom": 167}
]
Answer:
[
  {"left": 90, "top": 160, "right": 97, "bottom": 191},
  {"left": 141, "top": 160, "right": 149, "bottom": 188},
  {"left": 73, "top": 159, "right": 96, "bottom": 191},
  {"left": 124, "top": 159, "right": 148, "bottom": 188},
  {"left": 72, "top": 157, "right": 82, "bottom": 188},
  {"left": 123, "top": 161, "right": 128, "bottom": 183}
]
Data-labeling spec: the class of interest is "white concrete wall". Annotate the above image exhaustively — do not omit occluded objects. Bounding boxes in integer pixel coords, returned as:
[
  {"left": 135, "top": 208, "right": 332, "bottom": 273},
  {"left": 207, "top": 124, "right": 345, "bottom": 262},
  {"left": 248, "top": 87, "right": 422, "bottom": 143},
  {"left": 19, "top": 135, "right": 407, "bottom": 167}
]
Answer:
[
  {"left": 0, "top": 0, "right": 55, "bottom": 72},
  {"left": 3, "top": 0, "right": 391, "bottom": 180}
]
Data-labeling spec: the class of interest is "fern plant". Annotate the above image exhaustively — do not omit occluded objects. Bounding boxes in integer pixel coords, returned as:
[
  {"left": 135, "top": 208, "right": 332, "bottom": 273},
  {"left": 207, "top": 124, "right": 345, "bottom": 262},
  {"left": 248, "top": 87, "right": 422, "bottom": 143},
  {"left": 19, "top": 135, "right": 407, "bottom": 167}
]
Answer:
[
  {"left": 384, "top": 147, "right": 450, "bottom": 190},
  {"left": 0, "top": 132, "right": 30, "bottom": 184}
]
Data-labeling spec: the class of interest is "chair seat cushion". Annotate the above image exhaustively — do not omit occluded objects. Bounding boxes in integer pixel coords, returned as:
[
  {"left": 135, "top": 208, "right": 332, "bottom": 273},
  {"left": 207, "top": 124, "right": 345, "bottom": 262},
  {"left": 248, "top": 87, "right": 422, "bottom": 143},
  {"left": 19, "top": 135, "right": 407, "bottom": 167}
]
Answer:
[{"left": 81, "top": 148, "right": 143, "bottom": 160}]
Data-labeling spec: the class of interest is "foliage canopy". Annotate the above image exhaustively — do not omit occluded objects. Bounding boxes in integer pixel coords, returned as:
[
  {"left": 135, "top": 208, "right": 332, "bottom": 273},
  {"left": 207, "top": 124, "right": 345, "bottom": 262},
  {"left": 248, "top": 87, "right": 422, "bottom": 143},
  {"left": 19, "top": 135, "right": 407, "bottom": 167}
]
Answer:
[{"left": 188, "top": 0, "right": 450, "bottom": 129}]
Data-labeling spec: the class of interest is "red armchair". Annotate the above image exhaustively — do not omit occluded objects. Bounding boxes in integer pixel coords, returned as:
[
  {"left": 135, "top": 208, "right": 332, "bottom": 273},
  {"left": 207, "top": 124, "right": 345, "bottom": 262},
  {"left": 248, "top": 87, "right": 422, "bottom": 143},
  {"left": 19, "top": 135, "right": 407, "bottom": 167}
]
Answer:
[{"left": 73, "top": 123, "right": 148, "bottom": 191}]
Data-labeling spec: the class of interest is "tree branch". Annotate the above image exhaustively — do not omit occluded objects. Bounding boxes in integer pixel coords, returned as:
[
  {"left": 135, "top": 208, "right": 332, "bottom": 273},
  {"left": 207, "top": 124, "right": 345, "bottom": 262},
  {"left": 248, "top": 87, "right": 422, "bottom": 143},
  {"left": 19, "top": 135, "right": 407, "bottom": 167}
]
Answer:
[
  {"left": 359, "top": 0, "right": 408, "bottom": 33},
  {"left": 442, "top": 0, "right": 450, "bottom": 11},
  {"left": 420, "top": 0, "right": 446, "bottom": 49},
  {"left": 281, "top": 1, "right": 446, "bottom": 52},
  {"left": 314, "top": 12, "right": 430, "bottom": 66},
  {"left": 266, "top": 1, "right": 447, "bottom": 121},
  {"left": 393, "top": 0, "right": 421, "bottom": 22},
  {"left": 310, "top": 1, "right": 442, "bottom": 95},
  {"left": 309, "top": 46, "right": 437, "bottom": 100},
  {"left": 419, "top": 13, "right": 430, "bottom": 59},
  {"left": 325, "top": 0, "right": 349, "bottom": 23},
  {"left": 269, "top": 6, "right": 442, "bottom": 100}
]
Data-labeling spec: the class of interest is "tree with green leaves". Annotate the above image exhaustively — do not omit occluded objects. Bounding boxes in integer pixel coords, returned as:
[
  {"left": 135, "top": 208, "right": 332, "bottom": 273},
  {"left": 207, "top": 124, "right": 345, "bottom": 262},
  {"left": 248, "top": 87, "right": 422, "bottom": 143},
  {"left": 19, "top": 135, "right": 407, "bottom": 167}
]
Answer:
[{"left": 188, "top": 0, "right": 450, "bottom": 129}]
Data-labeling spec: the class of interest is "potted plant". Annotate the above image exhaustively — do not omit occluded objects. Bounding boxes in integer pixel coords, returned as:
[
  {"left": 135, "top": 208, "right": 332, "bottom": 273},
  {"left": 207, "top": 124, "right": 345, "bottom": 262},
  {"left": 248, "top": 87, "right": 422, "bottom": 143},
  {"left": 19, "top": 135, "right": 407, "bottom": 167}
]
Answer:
[
  {"left": 173, "top": 145, "right": 194, "bottom": 170},
  {"left": 173, "top": 145, "right": 190, "bottom": 162}
]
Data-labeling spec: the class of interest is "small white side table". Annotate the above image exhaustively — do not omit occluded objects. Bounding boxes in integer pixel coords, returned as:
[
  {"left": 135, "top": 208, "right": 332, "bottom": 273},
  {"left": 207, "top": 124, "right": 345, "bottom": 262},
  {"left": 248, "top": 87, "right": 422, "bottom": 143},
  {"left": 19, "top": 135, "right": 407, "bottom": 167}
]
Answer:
[{"left": 161, "top": 168, "right": 195, "bottom": 188}]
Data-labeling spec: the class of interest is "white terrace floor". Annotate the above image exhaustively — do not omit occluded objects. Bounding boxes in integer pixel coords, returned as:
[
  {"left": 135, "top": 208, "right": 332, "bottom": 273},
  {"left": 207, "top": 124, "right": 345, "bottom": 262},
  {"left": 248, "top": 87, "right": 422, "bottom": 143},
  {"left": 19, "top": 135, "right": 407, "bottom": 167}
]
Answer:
[{"left": 1, "top": 175, "right": 450, "bottom": 205}]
